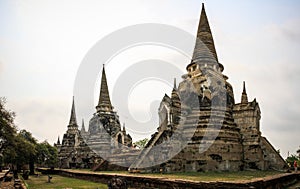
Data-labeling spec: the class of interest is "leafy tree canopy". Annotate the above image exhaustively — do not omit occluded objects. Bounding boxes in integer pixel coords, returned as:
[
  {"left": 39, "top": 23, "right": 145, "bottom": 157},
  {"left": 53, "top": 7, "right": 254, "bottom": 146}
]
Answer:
[
  {"left": 36, "top": 141, "right": 58, "bottom": 168},
  {"left": 1, "top": 98, "right": 58, "bottom": 171},
  {"left": 133, "top": 138, "right": 149, "bottom": 149},
  {"left": 0, "top": 97, "right": 17, "bottom": 154},
  {"left": 286, "top": 154, "right": 299, "bottom": 167}
]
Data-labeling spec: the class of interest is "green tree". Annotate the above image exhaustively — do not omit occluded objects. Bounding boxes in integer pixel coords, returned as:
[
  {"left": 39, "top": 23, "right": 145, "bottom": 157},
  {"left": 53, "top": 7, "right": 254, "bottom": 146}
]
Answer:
[
  {"left": 0, "top": 97, "right": 17, "bottom": 171},
  {"left": 19, "top": 129, "right": 37, "bottom": 144},
  {"left": 133, "top": 138, "right": 149, "bottom": 149},
  {"left": 286, "top": 154, "right": 299, "bottom": 167},
  {"left": 1, "top": 98, "right": 57, "bottom": 173},
  {"left": 0, "top": 98, "right": 17, "bottom": 153},
  {"left": 18, "top": 130, "right": 37, "bottom": 174},
  {"left": 3, "top": 133, "right": 36, "bottom": 172},
  {"left": 36, "top": 141, "right": 58, "bottom": 168}
]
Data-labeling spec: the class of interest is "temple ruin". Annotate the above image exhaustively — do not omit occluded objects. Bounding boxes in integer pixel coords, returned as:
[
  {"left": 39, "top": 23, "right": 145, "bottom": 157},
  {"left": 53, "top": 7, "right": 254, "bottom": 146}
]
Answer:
[
  {"left": 129, "top": 3, "right": 287, "bottom": 172},
  {"left": 57, "top": 3, "right": 287, "bottom": 173}
]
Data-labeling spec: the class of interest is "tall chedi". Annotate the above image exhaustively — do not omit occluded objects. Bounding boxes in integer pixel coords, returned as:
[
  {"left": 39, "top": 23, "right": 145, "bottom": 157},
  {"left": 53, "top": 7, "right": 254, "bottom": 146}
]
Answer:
[
  {"left": 130, "top": 3, "right": 287, "bottom": 172},
  {"left": 131, "top": 3, "right": 243, "bottom": 172},
  {"left": 57, "top": 97, "right": 94, "bottom": 169},
  {"left": 86, "top": 66, "right": 122, "bottom": 157},
  {"left": 86, "top": 65, "right": 133, "bottom": 168},
  {"left": 174, "top": 3, "right": 243, "bottom": 171}
]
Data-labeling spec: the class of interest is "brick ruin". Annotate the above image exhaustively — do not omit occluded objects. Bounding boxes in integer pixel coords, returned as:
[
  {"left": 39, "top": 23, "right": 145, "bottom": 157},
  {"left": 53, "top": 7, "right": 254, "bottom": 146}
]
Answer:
[
  {"left": 56, "top": 3, "right": 287, "bottom": 172},
  {"left": 56, "top": 67, "right": 139, "bottom": 170},
  {"left": 55, "top": 97, "right": 98, "bottom": 169},
  {"left": 82, "top": 66, "right": 139, "bottom": 170},
  {"left": 129, "top": 3, "right": 287, "bottom": 172}
]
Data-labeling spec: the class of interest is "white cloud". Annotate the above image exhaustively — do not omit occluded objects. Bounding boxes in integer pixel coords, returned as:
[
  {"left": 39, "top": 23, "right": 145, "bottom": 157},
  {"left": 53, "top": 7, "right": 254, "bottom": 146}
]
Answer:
[
  {"left": 7, "top": 96, "right": 70, "bottom": 143},
  {"left": 215, "top": 18, "right": 300, "bottom": 158},
  {"left": 264, "top": 18, "right": 300, "bottom": 43}
]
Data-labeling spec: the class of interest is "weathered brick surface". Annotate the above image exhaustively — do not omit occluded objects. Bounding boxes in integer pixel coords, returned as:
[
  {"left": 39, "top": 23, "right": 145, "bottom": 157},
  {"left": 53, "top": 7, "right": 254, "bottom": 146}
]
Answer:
[
  {"left": 56, "top": 3, "right": 287, "bottom": 173},
  {"left": 56, "top": 67, "right": 138, "bottom": 170},
  {"left": 130, "top": 4, "right": 287, "bottom": 172}
]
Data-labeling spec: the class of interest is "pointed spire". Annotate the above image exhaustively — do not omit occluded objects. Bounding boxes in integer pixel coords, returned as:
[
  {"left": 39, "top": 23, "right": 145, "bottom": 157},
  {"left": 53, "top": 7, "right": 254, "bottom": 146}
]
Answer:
[
  {"left": 57, "top": 136, "right": 60, "bottom": 145},
  {"left": 193, "top": 3, "right": 218, "bottom": 62},
  {"left": 173, "top": 78, "right": 177, "bottom": 90},
  {"left": 69, "top": 96, "right": 78, "bottom": 126},
  {"left": 242, "top": 81, "right": 246, "bottom": 94},
  {"left": 188, "top": 3, "right": 224, "bottom": 72},
  {"left": 241, "top": 81, "right": 248, "bottom": 104},
  {"left": 81, "top": 119, "right": 86, "bottom": 132},
  {"left": 171, "top": 78, "right": 180, "bottom": 101},
  {"left": 122, "top": 123, "right": 126, "bottom": 133},
  {"left": 96, "top": 65, "right": 113, "bottom": 112}
]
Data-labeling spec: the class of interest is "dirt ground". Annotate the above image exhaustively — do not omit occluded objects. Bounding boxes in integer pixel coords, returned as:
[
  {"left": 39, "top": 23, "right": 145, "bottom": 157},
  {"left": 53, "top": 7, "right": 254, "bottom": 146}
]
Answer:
[
  {"left": 0, "top": 180, "right": 14, "bottom": 189},
  {"left": 288, "top": 180, "right": 300, "bottom": 189},
  {"left": 0, "top": 170, "right": 17, "bottom": 189}
]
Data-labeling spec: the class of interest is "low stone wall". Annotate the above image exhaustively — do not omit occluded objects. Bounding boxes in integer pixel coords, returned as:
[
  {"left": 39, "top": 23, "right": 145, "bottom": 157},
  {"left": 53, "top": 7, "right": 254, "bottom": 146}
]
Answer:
[{"left": 36, "top": 168, "right": 299, "bottom": 189}]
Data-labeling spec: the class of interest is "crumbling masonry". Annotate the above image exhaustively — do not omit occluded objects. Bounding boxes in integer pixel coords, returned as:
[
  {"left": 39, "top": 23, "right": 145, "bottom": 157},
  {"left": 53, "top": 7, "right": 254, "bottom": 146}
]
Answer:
[{"left": 130, "top": 4, "right": 287, "bottom": 172}]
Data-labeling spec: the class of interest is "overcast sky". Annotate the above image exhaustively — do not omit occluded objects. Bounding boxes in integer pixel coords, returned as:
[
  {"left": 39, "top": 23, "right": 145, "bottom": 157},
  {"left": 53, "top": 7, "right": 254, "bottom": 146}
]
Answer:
[{"left": 1, "top": 0, "right": 300, "bottom": 159}]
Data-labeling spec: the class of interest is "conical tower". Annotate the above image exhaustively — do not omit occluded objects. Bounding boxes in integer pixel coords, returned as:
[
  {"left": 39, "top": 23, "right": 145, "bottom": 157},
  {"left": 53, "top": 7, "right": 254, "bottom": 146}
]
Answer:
[
  {"left": 187, "top": 3, "right": 224, "bottom": 72},
  {"left": 130, "top": 3, "right": 243, "bottom": 172},
  {"left": 171, "top": 78, "right": 181, "bottom": 125},
  {"left": 241, "top": 81, "right": 248, "bottom": 104},
  {"left": 81, "top": 119, "right": 86, "bottom": 132},
  {"left": 86, "top": 64, "right": 135, "bottom": 165},
  {"left": 96, "top": 65, "right": 113, "bottom": 113},
  {"left": 171, "top": 78, "right": 177, "bottom": 96},
  {"left": 68, "top": 96, "right": 78, "bottom": 131},
  {"left": 58, "top": 96, "right": 96, "bottom": 169},
  {"left": 194, "top": 3, "right": 218, "bottom": 62}
]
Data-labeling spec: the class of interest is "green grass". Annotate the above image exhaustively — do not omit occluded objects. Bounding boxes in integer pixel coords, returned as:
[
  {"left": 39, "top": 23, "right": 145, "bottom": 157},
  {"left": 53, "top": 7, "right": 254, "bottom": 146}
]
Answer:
[
  {"left": 25, "top": 174, "right": 107, "bottom": 189},
  {"left": 151, "top": 170, "right": 282, "bottom": 181},
  {"left": 68, "top": 169, "right": 283, "bottom": 182},
  {"left": 31, "top": 168, "right": 285, "bottom": 188}
]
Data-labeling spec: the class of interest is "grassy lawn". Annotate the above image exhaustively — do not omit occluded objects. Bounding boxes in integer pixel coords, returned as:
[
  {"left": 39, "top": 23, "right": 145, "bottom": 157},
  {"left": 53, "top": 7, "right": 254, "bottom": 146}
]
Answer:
[
  {"left": 32, "top": 168, "right": 285, "bottom": 189},
  {"left": 152, "top": 170, "right": 283, "bottom": 181},
  {"left": 24, "top": 174, "right": 108, "bottom": 189},
  {"left": 68, "top": 169, "right": 283, "bottom": 182}
]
